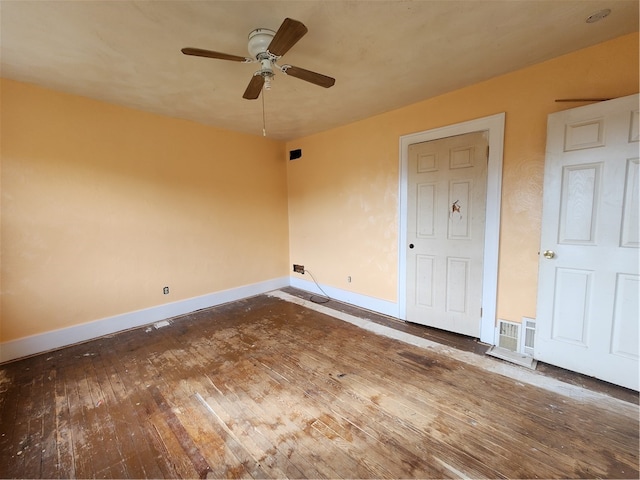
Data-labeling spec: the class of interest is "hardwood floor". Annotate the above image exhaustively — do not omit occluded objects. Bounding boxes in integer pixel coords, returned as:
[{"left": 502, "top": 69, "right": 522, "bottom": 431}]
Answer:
[
  {"left": 281, "top": 287, "right": 639, "bottom": 405},
  {"left": 1, "top": 292, "right": 638, "bottom": 479}
]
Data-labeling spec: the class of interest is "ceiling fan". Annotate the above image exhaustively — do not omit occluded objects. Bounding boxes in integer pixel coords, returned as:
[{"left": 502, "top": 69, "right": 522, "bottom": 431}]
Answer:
[{"left": 181, "top": 18, "right": 335, "bottom": 99}]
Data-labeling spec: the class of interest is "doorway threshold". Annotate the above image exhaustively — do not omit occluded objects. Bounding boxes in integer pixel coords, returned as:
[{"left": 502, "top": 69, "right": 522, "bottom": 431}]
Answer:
[{"left": 486, "top": 345, "right": 537, "bottom": 370}]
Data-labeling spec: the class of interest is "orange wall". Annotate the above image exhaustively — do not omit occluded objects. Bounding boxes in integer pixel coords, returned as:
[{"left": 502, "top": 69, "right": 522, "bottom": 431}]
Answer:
[
  {"left": 1, "top": 79, "right": 289, "bottom": 342},
  {"left": 286, "top": 33, "right": 639, "bottom": 323},
  {"left": 2, "top": 33, "right": 637, "bottom": 345}
]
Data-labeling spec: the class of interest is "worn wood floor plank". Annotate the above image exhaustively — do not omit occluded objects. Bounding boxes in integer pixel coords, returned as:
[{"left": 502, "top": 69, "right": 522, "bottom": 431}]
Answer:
[
  {"left": 5, "top": 377, "right": 34, "bottom": 476},
  {"left": 205, "top": 356, "right": 351, "bottom": 479},
  {"left": 24, "top": 372, "right": 46, "bottom": 477},
  {"left": 190, "top": 394, "right": 260, "bottom": 479},
  {"left": 82, "top": 358, "right": 129, "bottom": 478},
  {"left": 220, "top": 380, "right": 344, "bottom": 479},
  {"left": 67, "top": 358, "right": 98, "bottom": 478},
  {"left": 290, "top": 337, "right": 557, "bottom": 477},
  {"left": 0, "top": 368, "right": 22, "bottom": 478},
  {"left": 149, "top": 409, "right": 200, "bottom": 479},
  {"left": 262, "top": 318, "right": 502, "bottom": 477},
  {"left": 213, "top": 367, "right": 354, "bottom": 478},
  {"left": 159, "top": 316, "right": 350, "bottom": 478},
  {"left": 260, "top": 344, "right": 488, "bottom": 478},
  {"left": 90, "top": 352, "right": 151, "bottom": 479},
  {"left": 269, "top": 303, "right": 637, "bottom": 478},
  {"left": 39, "top": 363, "right": 59, "bottom": 480},
  {"left": 107, "top": 335, "right": 185, "bottom": 479},
  {"left": 254, "top": 359, "right": 394, "bottom": 479},
  {"left": 165, "top": 318, "right": 398, "bottom": 478},
  {"left": 147, "top": 332, "right": 266, "bottom": 479},
  {"left": 167, "top": 327, "right": 357, "bottom": 479},
  {"left": 371, "top": 344, "right": 635, "bottom": 476},
  {"left": 0, "top": 293, "right": 637, "bottom": 479},
  {"left": 257, "top": 343, "right": 464, "bottom": 479},
  {"left": 53, "top": 364, "right": 76, "bottom": 479}
]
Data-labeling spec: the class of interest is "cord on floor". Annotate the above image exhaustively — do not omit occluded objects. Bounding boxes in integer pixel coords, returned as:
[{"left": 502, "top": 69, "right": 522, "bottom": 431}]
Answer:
[{"left": 304, "top": 269, "right": 331, "bottom": 304}]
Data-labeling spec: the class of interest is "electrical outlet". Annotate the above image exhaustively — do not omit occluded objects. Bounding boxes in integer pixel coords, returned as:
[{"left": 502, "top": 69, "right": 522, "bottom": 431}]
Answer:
[
  {"left": 293, "top": 264, "right": 305, "bottom": 274},
  {"left": 163, "top": 286, "right": 169, "bottom": 295}
]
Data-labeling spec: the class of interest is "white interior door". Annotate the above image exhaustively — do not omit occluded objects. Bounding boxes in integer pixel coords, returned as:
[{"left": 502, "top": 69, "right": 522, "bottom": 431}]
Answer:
[
  {"left": 535, "top": 93, "right": 639, "bottom": 391},
  {"left": 406, "top": 131, "right": 488, "bottom": 337}
]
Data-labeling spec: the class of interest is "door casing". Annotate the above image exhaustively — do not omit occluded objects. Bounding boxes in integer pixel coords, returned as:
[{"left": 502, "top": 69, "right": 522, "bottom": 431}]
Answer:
[{"left": 398, "top": 113, "right": 505, "bottom": 344}]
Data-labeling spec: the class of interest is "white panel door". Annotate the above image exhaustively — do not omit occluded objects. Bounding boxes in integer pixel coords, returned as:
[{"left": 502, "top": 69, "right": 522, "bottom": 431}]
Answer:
[
  {"left": 536, "top": 93, "right": 639, "bottom": 391},
  {"left": 406, "top": 131, "right": 488, "bottom": 337}
]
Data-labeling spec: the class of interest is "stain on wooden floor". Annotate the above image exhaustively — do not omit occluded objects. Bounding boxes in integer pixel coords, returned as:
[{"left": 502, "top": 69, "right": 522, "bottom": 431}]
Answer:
[{"left": 0, "top": 294, "right": 638, "bottom": 478}]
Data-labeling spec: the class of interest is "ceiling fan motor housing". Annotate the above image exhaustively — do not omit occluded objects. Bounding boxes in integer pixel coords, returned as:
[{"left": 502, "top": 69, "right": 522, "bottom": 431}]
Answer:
[{"left": 248, "top": 28, "right": 276, "bottom": 59}]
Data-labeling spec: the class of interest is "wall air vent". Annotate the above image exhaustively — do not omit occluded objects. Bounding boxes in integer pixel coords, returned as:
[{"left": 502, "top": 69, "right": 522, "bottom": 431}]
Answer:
[
  {"left": 521, "top": 317, "right": 536, "bottom": 355},
  {"left": 486, "top": 319, "right": 537, "bottom": 370},
  {"left": 498, "top": 320, "right": 520, "bottom": 352}
]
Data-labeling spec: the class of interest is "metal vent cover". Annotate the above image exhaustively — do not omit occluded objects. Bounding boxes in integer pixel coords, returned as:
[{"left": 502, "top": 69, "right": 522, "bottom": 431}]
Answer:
[
  {"left": 522, "top": 318, "right": 536, "bottom": 355},
  {"left": 498, "top": 320, "right": 520, "bottom": 352}
]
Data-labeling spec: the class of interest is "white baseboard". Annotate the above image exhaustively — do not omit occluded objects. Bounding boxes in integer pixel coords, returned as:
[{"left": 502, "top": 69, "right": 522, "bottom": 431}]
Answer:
[
  {"left": 289, "top": 276, "right": 399, "bottom": 318},
  {"left": 0, "top": 277, "right": 289, "bottom": 363},
  {"left": 1, "top": 276, "right": 398, "bottom": 363}
]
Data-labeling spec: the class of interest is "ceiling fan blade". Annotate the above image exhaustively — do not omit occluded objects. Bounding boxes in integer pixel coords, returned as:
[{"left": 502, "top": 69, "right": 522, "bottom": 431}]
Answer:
[
  {"left": 282, "top": 65, "right": 335, "bottom": 88},
  {"left": 268, "top": 18, "right": 308, "bottom": 57},
  {"left": 243, "top": 75, "right": 265, "bottom": 100},
  {"left": 181, "top": 47, "right": 250, "bottom": 62}
]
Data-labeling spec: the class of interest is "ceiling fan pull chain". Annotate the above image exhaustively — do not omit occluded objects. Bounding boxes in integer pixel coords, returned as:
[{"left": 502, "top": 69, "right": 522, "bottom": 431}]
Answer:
[{"left": 262, "top": 90, "right": 267, "bottom": 137}]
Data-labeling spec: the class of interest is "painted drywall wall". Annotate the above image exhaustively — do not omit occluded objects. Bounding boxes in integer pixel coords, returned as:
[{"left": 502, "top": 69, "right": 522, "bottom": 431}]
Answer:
[
  {"left": 286, "top": 33, "right": 639, "bottom": 324},
  {"left": 2, "top": 33, "right": 637, "bottom": 348},
  {"left": 1, "top": 79, "right": 289, "bottom": 342}
]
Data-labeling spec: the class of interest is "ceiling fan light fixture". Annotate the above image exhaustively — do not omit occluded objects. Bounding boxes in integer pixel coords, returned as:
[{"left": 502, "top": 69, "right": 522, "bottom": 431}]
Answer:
[{"left": 248, "top": 28, "right": 276, "bottom": 59}]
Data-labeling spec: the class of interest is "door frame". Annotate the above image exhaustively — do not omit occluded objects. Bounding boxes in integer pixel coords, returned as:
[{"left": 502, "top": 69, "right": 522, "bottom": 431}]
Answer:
[{"left": 398, "top": 113, "right": 505, "bottom": 344}]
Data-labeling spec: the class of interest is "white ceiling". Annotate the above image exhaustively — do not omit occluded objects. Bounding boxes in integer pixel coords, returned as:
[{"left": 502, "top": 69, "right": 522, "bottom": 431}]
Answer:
[{"left": 1, "top": 1, "right": 638, "bottom": 141}]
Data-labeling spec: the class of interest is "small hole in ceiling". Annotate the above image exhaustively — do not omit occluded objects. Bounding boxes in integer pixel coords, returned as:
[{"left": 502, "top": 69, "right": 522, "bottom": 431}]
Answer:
[{"left": 586, "top": 8, "right": 611, "bottom": 23}]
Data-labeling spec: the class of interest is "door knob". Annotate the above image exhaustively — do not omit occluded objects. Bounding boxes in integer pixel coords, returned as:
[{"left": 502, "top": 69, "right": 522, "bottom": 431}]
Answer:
[
  {"left": 409, "top": 244, "right": 414, "bottom": 249},
  {"left": 542, "top": 250, "right": 555, "bottom": 259}
]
